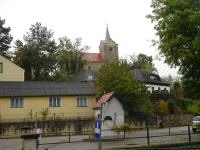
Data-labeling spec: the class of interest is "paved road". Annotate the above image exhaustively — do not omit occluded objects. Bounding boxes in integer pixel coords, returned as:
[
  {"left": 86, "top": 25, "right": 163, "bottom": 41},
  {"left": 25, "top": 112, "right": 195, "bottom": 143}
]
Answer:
[{"left": 0, "top": 126, "right": 200, "bottom": 150}]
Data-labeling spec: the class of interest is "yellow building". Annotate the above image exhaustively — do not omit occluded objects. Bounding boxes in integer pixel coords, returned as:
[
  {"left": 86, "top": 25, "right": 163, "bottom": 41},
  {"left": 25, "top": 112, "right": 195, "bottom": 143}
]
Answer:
[
  {"left": 0, "top": 55, "right": 25, "bottom": 81},
  {"left": 0, "top": 81, "right": 96, "bottom": 122}
]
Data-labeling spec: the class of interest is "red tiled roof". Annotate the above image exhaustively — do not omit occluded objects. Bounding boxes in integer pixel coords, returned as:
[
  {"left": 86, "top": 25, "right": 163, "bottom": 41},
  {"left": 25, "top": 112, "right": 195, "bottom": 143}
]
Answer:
[
  {"left": 95, "top": 91, "right": 114, "bottom": 109},
  {"left": 83, "top": 52, "right": 104, "bottom": 62}
]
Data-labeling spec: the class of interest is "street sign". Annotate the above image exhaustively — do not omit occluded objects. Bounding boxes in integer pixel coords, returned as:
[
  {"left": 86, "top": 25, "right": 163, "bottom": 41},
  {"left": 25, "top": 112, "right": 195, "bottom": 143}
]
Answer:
[{"left": 95, "top": 119, "right": 101, "bottom": 139}]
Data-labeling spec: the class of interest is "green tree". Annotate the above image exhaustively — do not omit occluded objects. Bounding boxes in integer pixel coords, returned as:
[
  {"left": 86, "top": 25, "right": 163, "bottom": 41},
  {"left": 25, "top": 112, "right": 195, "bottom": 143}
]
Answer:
[
  {"left": 150, "top": 90, "right": 170, "bottom": 102},
  {"left": 14, "top": 22, "right": 57, "bottom": 80},
  {"left": 0, "top": 17, "right": 13, "bottom": 57},
  {"left": 130, "top": 53, "right": 157, "bottom": 72},
  {"left": 156, "top": 100, "right": 169, "bottom": 116},
  {"left": 186, "top": 101, "right": 200, "bottom": 115},
  {"left": 56, "top": 36, "right": 88, "bottom": 79},
  {"left": 148, "top": 0, "right": 200, "bottom": 99},
  {"left": 96, "top": 60, "right": 153, "bottom": 120}
]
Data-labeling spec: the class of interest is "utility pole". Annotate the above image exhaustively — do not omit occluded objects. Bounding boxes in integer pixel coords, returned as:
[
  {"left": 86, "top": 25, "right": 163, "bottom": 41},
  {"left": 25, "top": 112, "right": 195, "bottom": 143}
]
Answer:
[{"left": 98, "top": 102, "right": 103, "bottom": 150}]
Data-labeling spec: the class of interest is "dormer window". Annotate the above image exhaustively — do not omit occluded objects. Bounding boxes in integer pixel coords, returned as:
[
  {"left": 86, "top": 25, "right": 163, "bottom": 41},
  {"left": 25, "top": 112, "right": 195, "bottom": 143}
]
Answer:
[
  {"left": 149, "top": 75, "right": 159, "bottom": 80},
  {"left": 0, "top": 63, "right": 3, "bottom": 73}
]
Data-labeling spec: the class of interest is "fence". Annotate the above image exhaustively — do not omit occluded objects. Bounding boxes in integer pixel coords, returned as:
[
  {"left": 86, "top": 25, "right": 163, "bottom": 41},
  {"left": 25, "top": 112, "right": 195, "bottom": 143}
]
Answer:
[
  {"left": 0, "top": 118, "right": 94, "bottom": 138},
  {"left": 1, "top": 125, "right": 200, "bottom": 149},
  {"left": 37, "top": 125, "right": 200, "bottom": 149}
]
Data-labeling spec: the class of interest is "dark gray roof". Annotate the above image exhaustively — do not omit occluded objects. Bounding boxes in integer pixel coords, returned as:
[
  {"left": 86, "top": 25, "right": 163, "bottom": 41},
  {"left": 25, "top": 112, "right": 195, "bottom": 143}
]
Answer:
[
  {"left": 105, "top": 26, "right": 112, "bottom": 41},
  {"left": 0, "top": 81, "right": 96, "bottom": 97},
  {"left": 73, "top": 71, "right": 97, "bottom": 82},
  {"left": 133, "top": 69, "right": 170, "bottom": 86}
]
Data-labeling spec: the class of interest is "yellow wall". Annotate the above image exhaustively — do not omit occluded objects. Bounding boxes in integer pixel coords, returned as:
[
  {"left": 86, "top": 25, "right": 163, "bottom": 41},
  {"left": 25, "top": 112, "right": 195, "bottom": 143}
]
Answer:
[
  {"left": 0, "top": 96, "right": 96, "bottom": 122},
  {"left": 0, "top": 55, "right": 24, "bottom": 81},
  {"left": 84, "top": 62, "right": 103, "bottom": 71}
]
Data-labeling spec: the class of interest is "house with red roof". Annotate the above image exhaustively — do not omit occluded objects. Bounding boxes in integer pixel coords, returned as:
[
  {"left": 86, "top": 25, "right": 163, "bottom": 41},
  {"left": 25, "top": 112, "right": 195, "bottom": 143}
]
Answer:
[
  {"left": 83, "top": 26, "right": 119, "bottom": 71},
  {"left": 94, "top": 91, "right": 124, "bottom": 138}
]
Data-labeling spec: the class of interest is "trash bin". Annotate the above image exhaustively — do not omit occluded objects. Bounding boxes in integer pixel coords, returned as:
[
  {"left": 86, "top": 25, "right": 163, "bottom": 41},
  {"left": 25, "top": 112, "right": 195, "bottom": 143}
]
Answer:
[
  {"left": 21, "top": 126, "right": 40, "bottom": 150},
  {"left": 21, "top": 134, "right": 40, "bottom": 150}
]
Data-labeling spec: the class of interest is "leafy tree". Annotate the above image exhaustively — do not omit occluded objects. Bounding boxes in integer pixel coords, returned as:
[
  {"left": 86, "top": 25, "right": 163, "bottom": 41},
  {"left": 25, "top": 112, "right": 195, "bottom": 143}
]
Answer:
[
  {"left": 148, "top": 0, "right": 200, "bottom": 99},
  {"left": 186, "top": 101, "right": 200, "bottom": 115},
  {"left": 130, "top": 53, "right": 157, "bottom": 72},
  {"left": 150, "top": 90, "right": 170, "bottom": 102},
  {"left": 96, "top": 60, "right": 153, "bottom": 120},
  {"left": 156, "top": 100, "right": 169, "bottom": 116},
  {"left": 56, "top": 36, "right": 88, "bottom": 77},
  {"left": 0, "top": 17, "right": 13, "bottom": 57},
  {"left": 172, "top": 81, "right": 184, "bottom": 98},
  {"left": 14, "top": 22, "right": 57, "bottom": 80}
]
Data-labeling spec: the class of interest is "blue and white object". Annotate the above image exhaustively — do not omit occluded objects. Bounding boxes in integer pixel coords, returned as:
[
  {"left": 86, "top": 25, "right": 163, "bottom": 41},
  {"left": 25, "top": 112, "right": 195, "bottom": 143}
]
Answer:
[{"left": 95, "top": 119, "right": 101, "bottom": 140}]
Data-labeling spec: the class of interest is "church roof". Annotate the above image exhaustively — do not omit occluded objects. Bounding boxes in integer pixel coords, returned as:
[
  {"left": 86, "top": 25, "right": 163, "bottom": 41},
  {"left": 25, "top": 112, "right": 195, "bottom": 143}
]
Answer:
[
  {"left": 73, "top": 71, "right": 97, "bottom": 82},
  {"left": 105, "top": 26, "right": 112, "bottom": 41},
  {"left": 83, "top": 52, "right": 104, "bottom": 62}
]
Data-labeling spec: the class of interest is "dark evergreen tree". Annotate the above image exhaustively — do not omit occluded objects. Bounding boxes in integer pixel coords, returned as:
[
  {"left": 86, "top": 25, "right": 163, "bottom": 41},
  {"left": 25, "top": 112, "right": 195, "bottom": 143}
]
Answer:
[
  {"left": 14, "top": 22, "right": 57, "bottom": 80},
  {"left": 0, "top": 17, "right": 13, "bottom": 57}
]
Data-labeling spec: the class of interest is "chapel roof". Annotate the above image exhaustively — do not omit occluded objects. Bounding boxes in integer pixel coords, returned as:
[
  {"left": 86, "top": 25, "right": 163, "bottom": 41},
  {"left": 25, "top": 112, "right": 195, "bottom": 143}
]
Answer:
[{"left": 95, "top": 91, "right": 114, "bottom": 109}]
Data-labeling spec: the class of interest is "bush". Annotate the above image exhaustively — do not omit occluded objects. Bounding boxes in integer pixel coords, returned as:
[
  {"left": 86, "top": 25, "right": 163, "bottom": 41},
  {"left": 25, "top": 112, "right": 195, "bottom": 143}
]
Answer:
[
  {"left": 112, "top": 124, "right": 132, "bottom": 134},
  {"left": 186, "top": 102, "right": 200, "bottom": 115}
]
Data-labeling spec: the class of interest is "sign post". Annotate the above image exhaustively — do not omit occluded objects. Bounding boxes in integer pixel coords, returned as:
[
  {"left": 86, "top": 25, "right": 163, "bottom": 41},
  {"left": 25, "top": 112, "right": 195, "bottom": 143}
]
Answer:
[{"left": 97, "top": 102, "right": 103, "bottom": 150}]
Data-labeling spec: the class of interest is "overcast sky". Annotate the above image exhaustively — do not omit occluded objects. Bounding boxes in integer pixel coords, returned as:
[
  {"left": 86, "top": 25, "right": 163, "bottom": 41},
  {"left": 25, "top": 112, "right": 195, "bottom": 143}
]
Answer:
[{"left": 0, "top": 0, "right": 179, "bottom": 77}]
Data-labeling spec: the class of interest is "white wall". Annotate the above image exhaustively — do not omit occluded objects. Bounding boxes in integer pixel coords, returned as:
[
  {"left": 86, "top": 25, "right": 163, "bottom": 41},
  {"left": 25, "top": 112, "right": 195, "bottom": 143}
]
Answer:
[
  {"left": 102, "top": 97, "right": 124, "bottom": 128},
  {"left": 95, "top": 97, "right": 124, "bottom": 137},
  {"left": 145, "top": 84, "right": 170, "bottom": 93}
]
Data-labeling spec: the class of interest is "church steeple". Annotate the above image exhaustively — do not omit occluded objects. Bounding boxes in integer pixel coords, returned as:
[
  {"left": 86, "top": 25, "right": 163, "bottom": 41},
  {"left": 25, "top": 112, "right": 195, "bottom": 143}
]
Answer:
[
  {"left": 105, "top": 25, "right": 112, "bottom": 41},
  {"left": 99, "top": 25, "right": 119, "bottom": 61}
]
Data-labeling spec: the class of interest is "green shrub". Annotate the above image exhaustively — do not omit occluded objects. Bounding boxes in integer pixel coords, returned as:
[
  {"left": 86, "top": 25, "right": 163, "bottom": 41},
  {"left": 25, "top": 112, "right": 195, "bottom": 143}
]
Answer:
[{"left": 112, "top": 124, "right": 132, "bottom": 134}]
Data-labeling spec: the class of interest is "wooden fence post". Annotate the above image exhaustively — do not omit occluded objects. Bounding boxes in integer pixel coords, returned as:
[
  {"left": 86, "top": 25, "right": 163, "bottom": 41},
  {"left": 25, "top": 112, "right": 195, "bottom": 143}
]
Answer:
[
  {"left": 146, "top": 126, "right": 150, "bottom": 146},
  {"left": 188, "top": 125, "right": 191, "bottom": 143}
]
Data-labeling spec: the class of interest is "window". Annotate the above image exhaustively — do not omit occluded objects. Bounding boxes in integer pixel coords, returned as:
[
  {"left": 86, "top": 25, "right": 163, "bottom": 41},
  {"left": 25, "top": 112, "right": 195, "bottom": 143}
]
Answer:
[
  {"left": 158, "top": 87, "right": 161, "bottom": 91},
  {"left": 109, "top": 47, "right": 113, "bottom": 51},
  {"left": 49, "top": 96, "right": 61, "bottom": 107},
  {"left": 77, "top": 97, "right": 87, "bottom": 107},
  {"left": 151, "top": 87, "right": 154, "bottom": 92},
  {"left": 149, "top": 75, "right": 159, "bottom": 80},
  {"left": 164, "top": 88, "right": 167, "bottom": 90},
  {"left": 0, "top": 63, "right": 3, "bottom": 73},
  {"left": 10, "top": 97, "right": 24, "bottom": 108}
]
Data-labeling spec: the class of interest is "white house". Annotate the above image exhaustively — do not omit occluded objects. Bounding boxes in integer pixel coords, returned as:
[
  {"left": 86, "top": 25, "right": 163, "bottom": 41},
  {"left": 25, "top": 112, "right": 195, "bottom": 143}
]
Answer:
[
  {"left": 133, "top": 68, "right": 170, "bottom": 93},
  {"left": 94, "top": 92, "right": 124, "bottom": 138}
]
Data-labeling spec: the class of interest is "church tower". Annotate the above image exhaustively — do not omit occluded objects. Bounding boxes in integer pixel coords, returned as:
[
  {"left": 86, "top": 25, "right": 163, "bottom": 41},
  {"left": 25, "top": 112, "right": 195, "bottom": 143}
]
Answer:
[{"left": 99, "top": 26, "right": 118, "bottom": 61}]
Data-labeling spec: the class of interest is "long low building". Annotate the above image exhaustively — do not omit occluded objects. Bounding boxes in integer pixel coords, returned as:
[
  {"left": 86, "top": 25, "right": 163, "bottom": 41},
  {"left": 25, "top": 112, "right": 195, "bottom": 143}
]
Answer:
[{"left": 0, "top": 81, "right": 96, "bottom": 122}]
